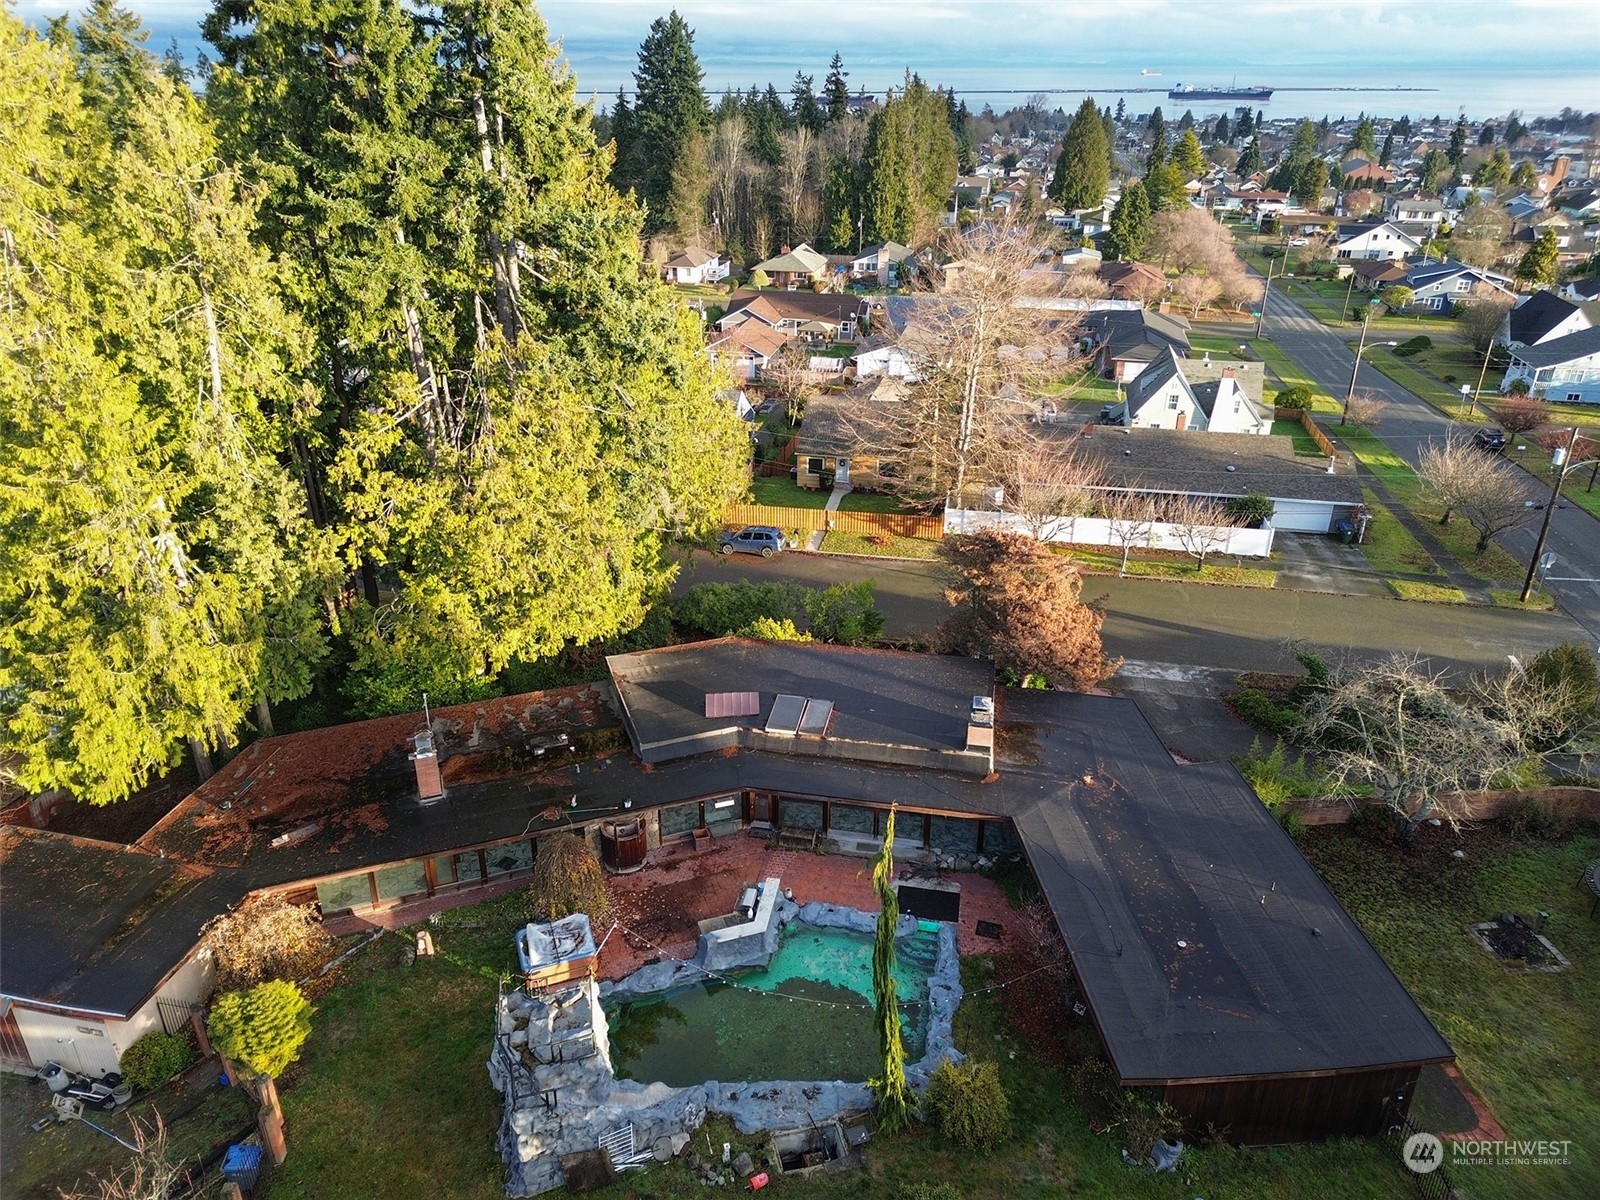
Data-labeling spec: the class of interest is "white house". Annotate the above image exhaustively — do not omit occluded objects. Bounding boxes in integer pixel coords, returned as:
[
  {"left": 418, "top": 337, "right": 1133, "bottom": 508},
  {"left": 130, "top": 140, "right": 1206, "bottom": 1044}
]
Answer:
[
  {"left": 850, "top": 342, "right": 920, "bottom": 380},
  {"left": 1499, "top": 290, "right": 1593, "bottom": 351},
  {"left": 1501, "top": 328, "right": 1600, "bottom": 404},
  {"left": 660, "top": 245, "right": 730, "bottom": 286},
  {"left": 1105, "top": 347, "right": 1272, "bottom": 435},
  {"left": 1332, "top": 220, "right": 1424, "bottom": 261},
  {"left": 1384, "top": 197, "right": 1445, "bottom": 231}
]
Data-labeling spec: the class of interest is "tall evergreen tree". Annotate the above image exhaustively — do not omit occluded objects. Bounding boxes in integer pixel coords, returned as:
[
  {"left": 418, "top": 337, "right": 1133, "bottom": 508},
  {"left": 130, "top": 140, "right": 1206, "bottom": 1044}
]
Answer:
[
  {"left": 1178, "top": 108, "right": 1195, "bottom": 132},
  {"left": 1238, "top": 136, "right": 1261, "bottom": 177},
  {"left": 1394, "top": 115, "right": 1413, "bottom": 140},
  {"left": 609, "top": 87, "right": 634, "bottom": 180},
  {"left": 1145, "top": 162, "right": 1189, "bottom": 211},
  {"left": 869, "top": 806, "right": 912, "bottom": 1133},
  {"left": 790, "top": 70, "right": 823, "bottom": 132},
  {"left": 1294, "top": 158, "right": 1329, "bottom": 208},
  {"left": 1235, "top": 107, "right": 1253, "bottom": 139},
  {"left": 948, "top": 90, "right": 975, "bottom": 174},
  {"left": 823, "top": 52, "right": 850, "bottom": 122},
  {"left": 821, "top": 150, "right": 858, "bottom": 251},
  {"left": 1447, "top": 115, "right": 1469, "bottom": 167},
  {"left": 625, "top": 10, "right": 711, "bottom": 226},
  {"left": 1351, "top": 115, "right": 1376, "bottom": 156},
  {"left": 1104, "top": 179, "right": 1152, "bottom": 260},
  {"left": 1114, "top": 96, "right": 1125, "bottom": 121},
  {"left": 1144, "top": 105, "right": 1167, "bottom": 173},
  {"left": 1101, "top": 107, "right": 1117, "bottom": 177},
  {"left": 1049, "top": 96, "right": 1110, "bottom": 210},
  {"left": 858, "top": 78, "right": 956, "bottom": 245},
  {"left": 1212, "top": 112, "right": 1231, "bottom": 144},
  {"left": 2, "top": 11, "right": 331, "bottom": 802},
  {"left": 1173, "top": 127, "right": 1206, "bottom": 179},
  {"left": 1378, "top": 131, "right": 1395, "bottom": 166},
  {"left": 1515, "top": 229, "right": 1559, "bottom": 285}
]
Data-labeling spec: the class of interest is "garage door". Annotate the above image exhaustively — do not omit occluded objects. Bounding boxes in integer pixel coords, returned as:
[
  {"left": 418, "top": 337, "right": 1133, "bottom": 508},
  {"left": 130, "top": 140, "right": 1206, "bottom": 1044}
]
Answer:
[{"left": 1270, "top": 500, "right": 1336, "bottom": 533}]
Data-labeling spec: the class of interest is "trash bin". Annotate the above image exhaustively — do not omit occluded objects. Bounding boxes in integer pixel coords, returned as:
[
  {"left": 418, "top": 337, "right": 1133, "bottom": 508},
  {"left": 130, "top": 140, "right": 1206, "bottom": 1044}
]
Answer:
[
  {"left": 223, "top": 1143, "right": 263, "bottom": 1191},
  {"left": 1332, "top": 519, "right": 1355, "bottom": 545}
]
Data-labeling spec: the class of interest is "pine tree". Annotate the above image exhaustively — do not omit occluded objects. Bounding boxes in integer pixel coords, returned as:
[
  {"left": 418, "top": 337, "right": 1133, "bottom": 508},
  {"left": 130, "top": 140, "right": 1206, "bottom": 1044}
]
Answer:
[
  {"left": 1101, "top": 107, "right": 1117, "bottom": 177},
  {"left": 857, "top": 79, "right": 956, "bottom": 245},
  {"left": 1379, "top": 132, "right": 1395, "bottom": 166},
  {"left": 1145, "top": 162, "right": 1189, "bottom": 211},
  {"left": 1238, "top": 136, "right": 1261, "bottom": 177},
  {"left": 1212, "top": 112, "right": 1231, "bottom": 144},
  {"left": 1447, "top": 115, "right": 1469, "bottom": 167},
  {"left": 823, "top": 52, "right": 850, "bottom": 122},
  {"left": 1049, "top": 96, "right": 1110, "bottom": 209},
  {"left": 1104, "top": 179, "right": 1152, "bottom": 260},
  {"left": 869, "top": 806, "right": 912, "bottom": 1134},
  {"left": 1114, "top": 96, "right": 1125, "bottom": 122},
  {"left": 1294, "top": 158, "right": 1329, "bottom": 209},
  {"left": 609, "top": 88, "right": 635, "bottom": 187},
  {"left": 627, "top": 11, "right": 711, "bottom": 225},
  {"left": 1173, "top": 127, "right": 1206, "bottom": 179},
  {"left": 821, "top": 151, "right": 858, "bottom": 251},
  {"left": 1395, "top": 115, "right": 1413, "bottom": 140},
  {"left": 1516, "top": 229, "right": 1559, "bottom": 285},
  {"left": 1178, "top": 108, "right": 1195, "bottom": 132},
  {"left": 1351, "top": 115, "right": 1376, "bottom": 156},
  {"left": 790, "top": 70, "right": 823, "bottom": 131},
  {"left": 1235, "top": 107, "right": 1254, "bottom": 139}
]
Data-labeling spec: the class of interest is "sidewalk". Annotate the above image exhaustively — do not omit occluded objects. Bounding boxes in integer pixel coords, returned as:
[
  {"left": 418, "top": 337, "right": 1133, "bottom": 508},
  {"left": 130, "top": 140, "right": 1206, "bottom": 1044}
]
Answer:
[{"left": 804, "top": 483, "right": 852, "bottom": 550}]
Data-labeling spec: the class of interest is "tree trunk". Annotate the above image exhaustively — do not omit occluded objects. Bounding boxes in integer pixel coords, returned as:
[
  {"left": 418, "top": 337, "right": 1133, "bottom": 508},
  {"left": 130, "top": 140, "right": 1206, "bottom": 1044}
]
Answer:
[
  {"left": 360, "top": 560, "right": 381, "bottom": 608},
  {"left": 256, "top": 695, "right": 275, "bottom": 738},
  {"left": 190, "top": 738, "right": 214, "bottom": 782},
  {"left": 1119, "top": 543, "right": 1131, "bottom": 576}
]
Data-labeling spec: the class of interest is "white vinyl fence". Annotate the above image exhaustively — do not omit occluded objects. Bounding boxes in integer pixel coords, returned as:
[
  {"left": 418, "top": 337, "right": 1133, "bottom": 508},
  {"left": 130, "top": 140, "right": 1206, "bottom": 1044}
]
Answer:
[{"left": 943, "top": 507, "right": 1276, "bottom": 558}]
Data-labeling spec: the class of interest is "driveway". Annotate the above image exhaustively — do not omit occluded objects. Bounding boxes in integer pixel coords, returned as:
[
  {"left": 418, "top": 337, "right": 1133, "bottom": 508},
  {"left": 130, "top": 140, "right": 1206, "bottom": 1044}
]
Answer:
[
  {"left": 674, "top": 548, "right": 1590, "bottom": 675},
  {"left": 1272, "top": 532, "right": 1390, "bottom": 597},
  {"left": 1257, "top": 290, "right": 1600, "bottom": 643}
]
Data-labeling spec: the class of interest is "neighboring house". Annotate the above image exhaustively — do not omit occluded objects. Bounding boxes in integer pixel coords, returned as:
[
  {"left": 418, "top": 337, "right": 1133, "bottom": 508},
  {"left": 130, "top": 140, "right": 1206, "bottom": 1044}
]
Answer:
[
  {"left": 792, "top": 375, "right": 904, "bottom": 488},
  {"left": 750, "top": 242, "right": 830, "bottom": 289},
  {"left": 1558, "top": 276, "right": 1600, "bottom": 304},
  {"left": 1349, "top": 258, "right": 1409, "bottom": 292},
  {"left": 1098, "top": 260, "right": 1168, "bottom": 302},
  {"left": 1503, "top": 194, "right": 1547, "bottom": 223},
  {"left": 848, "top": 241, "right": 913, "bottom": 287},
  {"left": 1080, "top": 307, "right": 1191, "bottom": 382},
  {"left": 718, "top": 290, "right": 870, "bottom": 340},
  {"left": 1332, "top": 219, "right": 1424, "bottom": 261},
  {"left": 659, "top": 245, "right": 729, "bottom": 286},
  {"left": 1501, "top": 327, "right": 1600, "bottom": 404},
  {"left": 1498, "top": 290, "right": 1593, "bottom": 351},
  {"left": 1103, "top": 346, "right": 1271, "bottom": 434},
  {"left": 1385, "top": 196, "right": 1446, "bottom": 230},
  {"left": 850, "top": 340, "right": 919, "bottom": 380},
  {"left": 705, "top": 324, "right": 788, "bottom": 382},
  {"left": 1341, "top": 160, "right": 1396, "bottom": 187},
  {"left": 1400, "top": 259, "right": 1515, "bottom": 311}
]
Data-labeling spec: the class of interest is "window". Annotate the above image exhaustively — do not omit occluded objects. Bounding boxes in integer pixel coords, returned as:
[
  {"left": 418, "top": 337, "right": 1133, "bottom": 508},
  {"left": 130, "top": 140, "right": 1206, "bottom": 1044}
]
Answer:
[
  {"left": 1167, "top": 393, "right": 1180, "bottom": 410},
  {"left": 806, "top": 457, "right": 823, "bottom": 475},
  {"left": 1569, "top": 393, "right": 1583, "bottom": 403},
  {"left": 374, "top": 861, "right": 427, "bottom": 901},
  {"left": 1233, "top": 399, "right": 1242, "bottom": 413},
  {"left": 660, "top": 800, "right": 701, "bottom": 837}
]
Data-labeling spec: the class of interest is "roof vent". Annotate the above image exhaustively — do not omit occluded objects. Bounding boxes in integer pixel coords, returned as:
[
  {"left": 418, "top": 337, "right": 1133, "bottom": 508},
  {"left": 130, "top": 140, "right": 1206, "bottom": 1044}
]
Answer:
[
  {"left": 409, "top": 694, "right": 444, "bottom": 803},
  {"left": 970, "top": 695, "right": 995, "bottom": 727}
]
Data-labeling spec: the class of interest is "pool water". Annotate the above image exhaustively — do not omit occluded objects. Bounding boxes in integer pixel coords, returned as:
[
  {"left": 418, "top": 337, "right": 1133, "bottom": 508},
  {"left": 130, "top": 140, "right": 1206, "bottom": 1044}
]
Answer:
[{"left": 604, "top": 924, "right": 940, "bottom": 1086}]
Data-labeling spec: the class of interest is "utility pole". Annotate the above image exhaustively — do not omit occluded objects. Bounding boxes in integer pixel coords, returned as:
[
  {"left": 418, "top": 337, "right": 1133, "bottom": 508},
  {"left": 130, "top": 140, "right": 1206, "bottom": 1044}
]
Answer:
[
  {"left": 1519, "top": 425, "right": 1591, "bottom": 604},
  {"left": 1342, "top": 299, "right": 1381, "bottom": 425},
  {"left": 1254, "top": 254, "right": 1277, "bottom": 338}
]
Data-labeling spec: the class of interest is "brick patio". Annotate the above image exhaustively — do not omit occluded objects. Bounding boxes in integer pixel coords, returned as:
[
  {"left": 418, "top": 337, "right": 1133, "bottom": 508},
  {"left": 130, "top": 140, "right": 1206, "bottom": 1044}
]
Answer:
[{"left": 325, "top": 831, "right": 1016, "bottom": 980}]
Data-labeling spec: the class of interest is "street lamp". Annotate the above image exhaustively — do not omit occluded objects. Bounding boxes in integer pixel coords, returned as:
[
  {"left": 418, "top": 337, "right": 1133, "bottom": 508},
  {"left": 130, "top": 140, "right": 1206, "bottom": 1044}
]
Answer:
[
  {"left": 1341, "top": 298, "right": 1388, "bottom": 426},
  {"left": 1520, "top": 426, "right": 1600, "bottom": 603}
]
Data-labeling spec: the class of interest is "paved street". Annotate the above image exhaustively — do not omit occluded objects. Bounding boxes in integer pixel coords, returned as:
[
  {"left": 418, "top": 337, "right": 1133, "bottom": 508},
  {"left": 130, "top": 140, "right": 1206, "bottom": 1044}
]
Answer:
[
  {"left": 1256, "top": 289, "right": 1600, "bottom": 643},
  {"left": 675, "top": 548, "right": 1591, "bottom": 676}
]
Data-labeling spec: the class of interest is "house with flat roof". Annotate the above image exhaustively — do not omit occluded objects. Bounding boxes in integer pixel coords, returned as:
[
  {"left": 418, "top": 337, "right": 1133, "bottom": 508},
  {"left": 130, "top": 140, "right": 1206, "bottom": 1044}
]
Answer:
[{"left": 1, "top": 642, "right": 1451, "bottom": 1146}]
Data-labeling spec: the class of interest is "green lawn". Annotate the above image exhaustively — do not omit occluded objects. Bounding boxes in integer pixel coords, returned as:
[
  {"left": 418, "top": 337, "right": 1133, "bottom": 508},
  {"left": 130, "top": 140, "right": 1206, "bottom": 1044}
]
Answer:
[
  {"left": 1270, "top": 418, "right": 1325, "bottom": 456},
  {"left": 836, "top": 489, "right": 915, "bottom": 514},
  {"left": 1186, "top": 333, "right": 1253, "bottom": 359},
  {"left": 820, "top": 530, "right": 943, "bottom": 559},
  {"left": 1067, "top": 547, "right": 1278, "bottom": 587},
  {"left": 748, "top": 476, "right": 829, "bottom": 509},
  {"left": 1299, "top": 827, "right": 1600, "bottom": 1200}
]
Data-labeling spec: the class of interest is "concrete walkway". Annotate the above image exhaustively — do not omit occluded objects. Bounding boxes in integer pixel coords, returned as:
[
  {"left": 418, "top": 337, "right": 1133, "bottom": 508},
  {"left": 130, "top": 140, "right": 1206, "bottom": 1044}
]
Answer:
[{"left": 804, "top": 483, "right": 852, "bottom": 550}]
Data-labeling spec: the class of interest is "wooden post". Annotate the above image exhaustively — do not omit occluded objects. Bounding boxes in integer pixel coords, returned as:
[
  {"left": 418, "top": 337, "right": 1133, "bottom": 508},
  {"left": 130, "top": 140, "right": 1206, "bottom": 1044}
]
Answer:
[
  {"left": 191, "top": 1010, "right": 213, "bottom": 1059},
  {"left": 257, "top": 1075, "right": 288, "bottom": 1166}
]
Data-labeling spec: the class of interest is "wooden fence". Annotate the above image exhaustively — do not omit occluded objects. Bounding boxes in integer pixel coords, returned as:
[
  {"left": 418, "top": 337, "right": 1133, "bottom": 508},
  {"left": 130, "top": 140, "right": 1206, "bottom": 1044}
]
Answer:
[
  {"left": 1274, "top": 406, "right": 1340, "bottom": 458},
  {"left": 722, "top": 503, "right": 944, "bottom": 540},
  {"left": 754, "top": 433, "right": 799, "bottom": 477}
]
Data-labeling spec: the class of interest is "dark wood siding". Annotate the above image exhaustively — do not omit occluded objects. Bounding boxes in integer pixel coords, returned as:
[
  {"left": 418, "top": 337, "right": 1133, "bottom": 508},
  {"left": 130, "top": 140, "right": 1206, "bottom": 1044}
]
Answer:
[{"left": 1162, "top": 1065, "right": 1424, "bottom": 1145}]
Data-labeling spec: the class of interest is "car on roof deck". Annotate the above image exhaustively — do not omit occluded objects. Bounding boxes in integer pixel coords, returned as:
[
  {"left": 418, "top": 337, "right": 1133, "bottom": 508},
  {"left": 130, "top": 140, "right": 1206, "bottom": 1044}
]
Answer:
[
  {"left": 718, "top": 525, "right": 786, "bottom": 557},
  {"left": 1472, "top": 427, "right": 1506, "bottom": 452}
]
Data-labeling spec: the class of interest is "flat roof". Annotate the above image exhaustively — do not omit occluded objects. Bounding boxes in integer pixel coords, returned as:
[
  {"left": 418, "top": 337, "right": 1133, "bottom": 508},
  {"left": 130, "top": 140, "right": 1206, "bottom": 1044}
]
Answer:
[{"left": 607, "top": 639, "right": 994, "bottom": 765}]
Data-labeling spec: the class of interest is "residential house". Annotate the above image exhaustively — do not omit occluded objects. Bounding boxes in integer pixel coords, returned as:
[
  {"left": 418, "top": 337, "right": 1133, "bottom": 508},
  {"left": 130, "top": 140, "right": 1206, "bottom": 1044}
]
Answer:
[
  {"left": 718, "top": 290, "right": 871, "bottom": 341},
  {"left": 1558, "top": 276, "right": 1600, "bottom": 304},
  {"left": 659, "top": 245, "right": 730, "bottom": 286},
  {"left": 1501, "top": 327, "right": 1600, "bottom": 404},
  {"left": 1102, "top": 346, "right": 1271, "bottom": 435},
  {"left": 705, "top": 323, "right": 788, "bottom": 382},
  {"left": 1098, "top": 260, "right": 1169, "bottom": 303},
  {"left": 1399, "top": 258, "right": 1515, "bottom": 312},
  {"left": 1349, "top": 258, "right": 1409, "bottom": 293},
  {"left": 1384, "top": 196, "right": 1446, "bottom": 231},
  {"left": 1498, "top": 290, "right": 1593, "bottom": 351},
  {"left": 1079, "top": 307, "right": 1192, "bottom": 382},
  {"left": 749, "top": 243, "right": 831, "bottom": 289},
  {"left": 1340, "top": 159, "right": 1396, "bottom": 188},
  {"left": 1332, "top": 219, "right": 1424, "bottom": 261},
  {"left": 792, "top": 375, "right": 904, "bottom": 488},
  {"left": 848, "top": 241, "right": 914, "bottom": 287},
  {"left": 849, "top": 340, "right": 919, "bottom": 380}
]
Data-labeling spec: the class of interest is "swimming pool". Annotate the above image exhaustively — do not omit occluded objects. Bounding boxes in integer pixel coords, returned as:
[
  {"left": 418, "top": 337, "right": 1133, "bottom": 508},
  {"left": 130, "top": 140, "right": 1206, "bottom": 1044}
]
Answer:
[{"left": 604, "top": 923, "right": 940, "bottom": 1086}]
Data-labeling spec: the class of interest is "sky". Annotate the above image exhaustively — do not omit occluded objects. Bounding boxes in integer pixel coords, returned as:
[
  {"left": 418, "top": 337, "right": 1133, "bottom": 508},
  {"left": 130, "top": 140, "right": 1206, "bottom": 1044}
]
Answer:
[{"left": 32, "top": 0, "right": 1600, "bottom": 118}]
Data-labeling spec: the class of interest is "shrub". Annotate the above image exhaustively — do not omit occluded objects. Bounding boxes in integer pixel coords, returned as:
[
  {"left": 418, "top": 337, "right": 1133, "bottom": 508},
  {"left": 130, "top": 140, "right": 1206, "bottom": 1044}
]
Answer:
[
  {"left": 1235, "top": 738, "right": 1334, "bottom": 809},
  {"left": 922, "top": 1058, "right": 1011, "bottom": 1152},
  {"left": 1277, "top": 807, "right": 1305, "bottom": 837},
  {"left": 202, "top": 894, "right": 334, "bottom": 993},
  {"left": 1501, "top": 795, "right": 1567, "bottom": 840},
  {"left": 207, "top": 980, "right": 314, "bottom": 1080},
  {"left": 1393, "top": 335, "right": 1433, "bottom": 357},
  {"left": 1229, "top": 687, "right": 1303, "bottom": 738},
  {"left": 119, "top": 1031, "right": 196, "bottom": 1092},
  {"left": 1223, "top": 492, "right": 1274, "bottom": 528},
  {"left": 804, "top": 580, "right": 886, "bottom": 646},
  {"left": 529, "top": 831, "right": 612, "bottom": 925},
  {"left": 1273, "top": 384, "right": 1313, "bottom": 409},
  {"left": 1069, "top": 1057, "right": 1123, "bottom": 1127},
  {"left": 737, "top": 616, "right": 811, "bottom": 642},
  {"left": 1520, "top": 641, "right": 1600, "bottom": 747},
  {"left": 1118, "top": 1090, "right": 1184, "bottom": 1162},
  {"left": 672, "top": 581, "right": 805, "bottom": 637}
]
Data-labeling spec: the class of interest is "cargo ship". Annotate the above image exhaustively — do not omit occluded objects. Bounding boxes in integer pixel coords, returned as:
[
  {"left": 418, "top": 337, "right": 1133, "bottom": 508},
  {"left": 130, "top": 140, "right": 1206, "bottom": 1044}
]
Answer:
[{"left": 1168, "top": 83, "right": 1273, "bottom": 101}]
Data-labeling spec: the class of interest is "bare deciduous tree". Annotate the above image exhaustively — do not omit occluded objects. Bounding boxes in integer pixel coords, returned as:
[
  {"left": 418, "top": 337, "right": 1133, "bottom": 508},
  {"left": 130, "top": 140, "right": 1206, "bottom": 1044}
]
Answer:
[
  {"left": 1342, "top": 391, "right": 1388, "bottom": 429},
  {"left": 1103, "top": 488, "right": 1160, "bottom": 576},
  {"left": 844, "top": 219, "right": 1084, "bottom": 505},
  {"left": 1003, "top": 432, "right": 1105, "bottom": 541},
  {"left": 1147, "top": 207, "right": 1234, "bottom": 274},
  {"left": 1059, "top": 267, "right": 1111, "bottom": 301},
  {"left": 1216, "top": 266, "right": 1264, "bottom": 315},
  {"left": 776, "top": 127, "right": 817, "bottom": 247},
  {"left": 1299, "top": 653, "right": 1522, "bottom": 836},
  {"left": 1418, "top": 437, "right": 1534, "bottom": 551},
  {"left": 1164, "top": 493, "right": 1236, "bottom": 571},
  {"left": 1170, "top": 272, "right": 1222, "bottom": 317},
  {"left": 1456, "top": 283, "right": 1515, "bottom": 355},
  {"left": 1491, "top": 395, "right": 1549, "bottom": 438},
  {"left": 762, "top": 344, "right": 824, "bottom": 424}
]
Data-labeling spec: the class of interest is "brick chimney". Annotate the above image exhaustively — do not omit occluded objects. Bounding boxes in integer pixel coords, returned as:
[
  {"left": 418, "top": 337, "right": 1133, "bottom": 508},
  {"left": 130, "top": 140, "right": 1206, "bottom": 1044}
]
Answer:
[{"left": 1222, "top": 367, "right": 1236, "bottom": 378}]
